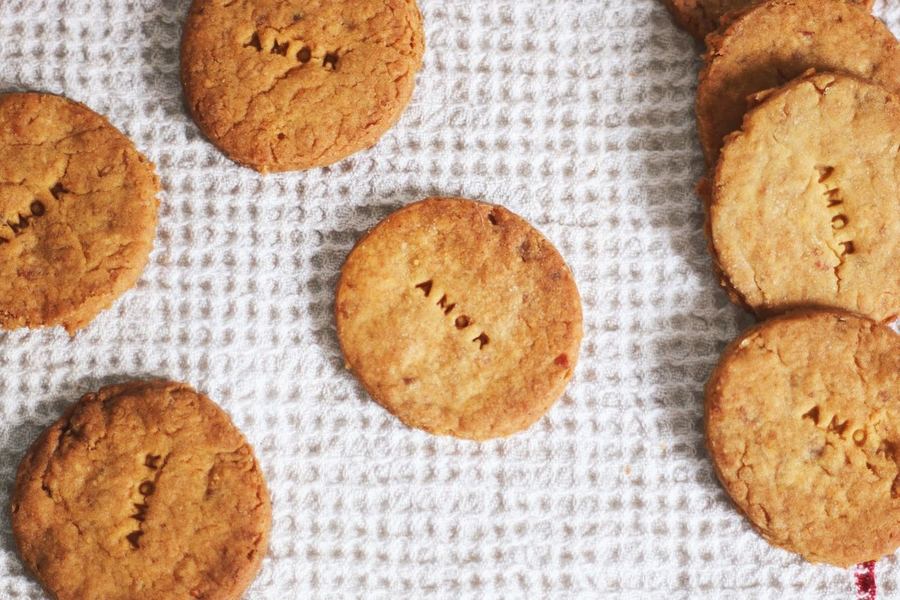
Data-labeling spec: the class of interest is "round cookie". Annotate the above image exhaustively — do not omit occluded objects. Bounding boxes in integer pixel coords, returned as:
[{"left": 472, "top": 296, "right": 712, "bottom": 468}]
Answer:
[
  {"left": 0, "top": 93, "right": 160, "bottom": 334},
  {"left": 181, "top": 0, "right": 425, "bottom": 173},
  {"left": 12, "top": 380, "right": 271, "bottom": 600},
  {"left": 709, "top": 71, "right": 900, "bottom": 322},
  {"left": 706, "top": 310, "right": 900, "bottom": 567},
  {"left": 696, "top": 0, "right": 897, "bottom": 166},
  {"left": 335, "top": 198, "right": 583, "bottom": 441}
]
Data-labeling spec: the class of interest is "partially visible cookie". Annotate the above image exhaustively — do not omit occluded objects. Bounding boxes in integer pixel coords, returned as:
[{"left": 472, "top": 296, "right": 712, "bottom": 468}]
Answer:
[
  {"left": 0, "top": 93, "right": 160, "bottom": 334},
  {"left": 336, "top": 198, "right": 583, "bottom": 440},
  {"left": 181, "top": 0, "right": 425, "bottom": 172},
  {"left": 662, "top": 0, "right": 757, "bottom": 41},
  {"left": 706, "top": 310, "right": 900, "bottom": 567},
  {"left": 709, "top": 72, "right": 900, "bottom": 322},
  {"left": 662, "top": 0, "right": 873, "bottom": 40},
  {"left": 12, "top": 380, "right": 271, "bottom": 600},
  {"left": 696, "top": 0, "right": 897, "bottom": 166}
]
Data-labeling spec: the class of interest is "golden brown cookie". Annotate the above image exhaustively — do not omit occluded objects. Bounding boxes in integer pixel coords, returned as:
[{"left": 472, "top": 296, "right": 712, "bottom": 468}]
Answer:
[
  {"left": 12, "top": 380, "right": 271, "bottom": 600},
  {"left": 662, "top": 0, "right": 755, "bottom": 41},
  {"left": 706, "top": 310, "right": 900, "bottom": 567},
  {"left": 709, "top": 72, "right": 900, "bottom": 322},
  {"left": 0, "top": 93, "right": 160, "bottom": 334},
  {"left": 335, "top": 198, "right": 583, "bottom": 441},
  {"left": 662, "top": 0, "right": 873, "bottom": 41},
  {"left": 181, "top": 0, "right": 425, "bottom": 173},
  {"left": 696, "top": 0, "right": 896, "bottom": 166}
]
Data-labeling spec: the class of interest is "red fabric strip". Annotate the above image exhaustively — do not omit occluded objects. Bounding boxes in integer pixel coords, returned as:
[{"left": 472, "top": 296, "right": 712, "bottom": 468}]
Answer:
[{"left": 855, "top": 561, "right": 877, "bottom": 600}]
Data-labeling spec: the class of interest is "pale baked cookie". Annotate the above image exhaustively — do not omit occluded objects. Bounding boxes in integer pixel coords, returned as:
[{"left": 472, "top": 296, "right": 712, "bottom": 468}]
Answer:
[
  {"left": 12, "top": 380, "right": 271, "bottom": 600},
  {"left": 706, "top": 310, "right": 900, "bottom": 567},
  {"left": 0, "top": 93, "right": 160, "bottom": 334},
  {"left": 181, "top": 0, "right": 425, "bottom": 172},
  {"left": 335, "top": 198, "right": 583, "bottom": 440},
  {"left": 696, "top": 0, "right": 896, "bottom": 166},
  {"left": 709, "top": 72, "right": 899, "bottom": 322}
]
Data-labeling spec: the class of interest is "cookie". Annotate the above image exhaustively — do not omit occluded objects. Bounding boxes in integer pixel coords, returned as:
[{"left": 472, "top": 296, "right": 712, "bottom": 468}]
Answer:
[
  {"left": 662, "top": 0, "right": 755, "bottom": 41},
  {"left": 696, "top": 0, "right": 897, "bottom": 166},
  {"left": 12, "top": 380, "right": 271, "bottom": 600},
  {"left": 706, "top": 310, "right": 900, "bottom": 566},
  {"left": 335, "top": 198, "right": 583, "bottom": 440},
  {"left": 663, "top": 0, "right": 874, "bottom": 41},
  {"left": 709, "top": 72, "right": 900, "bottom": 322},
  {"left": 0, "top": 93, "right": 160, "bottom": 334},
  {"left": 662, "top": 0, "right": 872, "bottom": 41},
  {"left": 181, "top": 0, "right": 425, "bottom": 173}
]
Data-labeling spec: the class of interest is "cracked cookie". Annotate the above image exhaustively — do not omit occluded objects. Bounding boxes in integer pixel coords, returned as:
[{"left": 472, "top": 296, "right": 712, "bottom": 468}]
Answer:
[
  {"left": 708, "top": 71, "right": 900, "bottom": 322},
  {"left": 662, "top": 0, "right": 872, "bottom": 41},
  {"left": 696, "top": 0, "right": 898, "bottom": 167},
  {"left": 11, "top": 380, "right": 271, "bottom": 600},
  {"left": 336, "top": 198, "right": 583, "bottom": 440},
  {"left": 706, "top": 310, "right": 900, "bottom": 566},
  {"left": 181, "top": 0, "right": 425, "bottom": 173},
  {"left": 0, "top": 92, "right": 160, "bottom": 334}
]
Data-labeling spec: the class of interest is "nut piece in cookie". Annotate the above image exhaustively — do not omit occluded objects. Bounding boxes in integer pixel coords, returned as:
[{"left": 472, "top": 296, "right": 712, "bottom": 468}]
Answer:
[
  {"left": 181, "top": 0, "right": 425, "bottom": 172},
  {"left": 11, "top": 380, "right": 271, "bottom": 600},
  {"left": 706, "top": 310, "right": 900, "bottom": 567},
  {"left": 336, "top": 198, "right": 583, "bottom": 440},
  {"left": 696, "top": 0, "right": 896, "bottom": 166},
  {"left": 0, "top": 92, "right": 160, "bottom": 334},
  {"left": 709, "top": 72, "right": 899, "bottom": 322}
]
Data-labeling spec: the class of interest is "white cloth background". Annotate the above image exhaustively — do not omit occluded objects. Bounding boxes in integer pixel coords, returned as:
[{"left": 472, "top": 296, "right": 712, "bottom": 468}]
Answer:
[{"left": 0, "top": 1, "right": 897, "bottom": 598}]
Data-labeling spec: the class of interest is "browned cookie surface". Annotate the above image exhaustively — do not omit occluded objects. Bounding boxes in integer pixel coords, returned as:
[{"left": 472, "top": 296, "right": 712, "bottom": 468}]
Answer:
[
  {"left": 336, "top": 198, "right": 583, "bottom": 440},
  {"left": 709, "top": 72, "right": 899, "bottom": 321},
  {"left": 696, "top": 0, "right": 896, "bottom": 166},
  {"left": 662, "top": 0, "right": 754, "bottom": 40},
  {"left": 662, "top": 0, "right": 873, "bottom": 40},
  {"left": 706, "top": 310, "right": 900, "bottom": 567},
  {"left": 0, "top": 93, "right": 159, "bottom": 334},
  {"left": 12, "top": 381, "right": 271, "bottom": 600},
  {"left": 181, "top": 0, "right": 425, "bottom": 172}
]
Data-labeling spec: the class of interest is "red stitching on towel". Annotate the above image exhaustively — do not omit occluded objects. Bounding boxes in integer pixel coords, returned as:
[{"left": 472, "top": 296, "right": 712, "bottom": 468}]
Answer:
[{"left": 856, "top": 561, "right": 876, "bottom": 600}]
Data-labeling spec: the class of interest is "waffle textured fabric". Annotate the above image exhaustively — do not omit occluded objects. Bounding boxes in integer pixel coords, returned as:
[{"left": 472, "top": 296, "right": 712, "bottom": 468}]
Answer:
[{"left": 0, "top": 1, "right": 897, "bottom": 599}]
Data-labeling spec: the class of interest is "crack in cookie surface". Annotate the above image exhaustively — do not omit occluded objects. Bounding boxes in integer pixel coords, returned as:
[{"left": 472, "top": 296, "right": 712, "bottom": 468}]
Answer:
[{"left": 815, "top": 165, "right": 856, "bottom": 294}]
